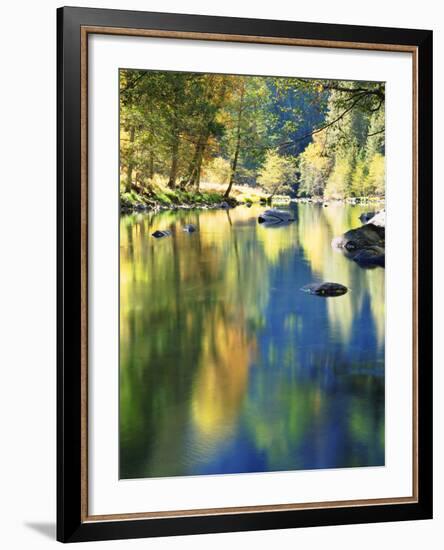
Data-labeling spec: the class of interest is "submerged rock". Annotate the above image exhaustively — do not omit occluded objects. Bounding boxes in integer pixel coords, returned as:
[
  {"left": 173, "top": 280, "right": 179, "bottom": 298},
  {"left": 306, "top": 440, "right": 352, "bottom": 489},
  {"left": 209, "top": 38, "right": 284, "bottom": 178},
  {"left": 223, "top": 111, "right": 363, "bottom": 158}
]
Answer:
[
  {"left": 182, "top": 224, "right": 197, "bottom": 233},
  {"left": 351, "top": 246, "right": 385, "bottom": 267},
  {"left": 301, "top": 282, "right": 348, "bottom": 297},
  {"left": 152, "top": 230, "right": 172, "bottom": 238},
  {"left": 258, "top": 209, "right": 295, "bottom": 225}
]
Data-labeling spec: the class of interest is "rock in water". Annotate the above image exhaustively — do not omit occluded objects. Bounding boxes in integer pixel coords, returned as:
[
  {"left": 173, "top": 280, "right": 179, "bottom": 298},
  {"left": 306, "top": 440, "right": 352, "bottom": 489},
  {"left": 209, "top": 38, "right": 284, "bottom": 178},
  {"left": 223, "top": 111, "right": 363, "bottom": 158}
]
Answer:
[
  {"left": 220, "top": 201, "right": 230, "bottom": 209},
  {"left": 359, "top": 211, "right": 376, "bottom": 223},
  {"left": 182, "top": 224, "right": 197, "bottom": 233},
  {"left": 332, "top": 223, "right": 384, "bottom": 251},
  {"left": 301, "top": 282, "right": 348, "bottom": 297},
  {"left": 258, "top": 209, "right": 295, "bottom": 225},
  {"left": 152, "top": 230, "right": 172, "bottom": 238}
]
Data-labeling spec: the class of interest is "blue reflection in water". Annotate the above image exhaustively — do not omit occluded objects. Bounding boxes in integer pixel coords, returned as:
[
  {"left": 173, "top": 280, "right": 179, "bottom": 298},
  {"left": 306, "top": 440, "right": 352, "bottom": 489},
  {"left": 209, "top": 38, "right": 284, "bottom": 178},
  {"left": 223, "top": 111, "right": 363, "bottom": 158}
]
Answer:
[{"left": 120, "top": 203, "right": 384, "bottom": 479}]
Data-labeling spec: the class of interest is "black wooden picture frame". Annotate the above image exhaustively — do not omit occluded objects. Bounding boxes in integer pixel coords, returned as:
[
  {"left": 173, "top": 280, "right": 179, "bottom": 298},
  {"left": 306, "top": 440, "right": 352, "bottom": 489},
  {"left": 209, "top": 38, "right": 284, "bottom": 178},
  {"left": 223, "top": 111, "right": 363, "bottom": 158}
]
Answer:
[{"left": 57, "top": 6, "right": 433, "bottom": 543}]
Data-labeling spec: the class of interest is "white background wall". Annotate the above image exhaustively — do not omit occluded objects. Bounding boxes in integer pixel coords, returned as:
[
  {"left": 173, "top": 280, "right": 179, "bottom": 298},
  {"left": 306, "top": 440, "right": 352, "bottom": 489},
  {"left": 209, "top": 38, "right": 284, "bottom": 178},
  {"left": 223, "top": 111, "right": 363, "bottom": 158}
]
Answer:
[{"left": 0, "top": 0, "right": 440, "bottom": 548}]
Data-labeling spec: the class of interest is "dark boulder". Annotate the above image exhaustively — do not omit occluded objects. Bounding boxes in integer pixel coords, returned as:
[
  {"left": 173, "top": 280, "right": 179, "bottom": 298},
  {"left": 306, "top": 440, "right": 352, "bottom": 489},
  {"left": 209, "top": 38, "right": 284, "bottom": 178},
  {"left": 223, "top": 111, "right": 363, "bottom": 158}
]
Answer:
[
  {"left": 332, "top": 221, "right": 385, "bottom": 269},
  {"left": 152, "top": 230, "right": 172, "bottom": 238},
  {"left": 258, "top": 209, "right": 295, "bottom": 225},
  {"left": 332, "top": 223, "right": 384, "bottom": 251},
  {"left": 301, "top": 282, "right": 348, "bottom": 297}
]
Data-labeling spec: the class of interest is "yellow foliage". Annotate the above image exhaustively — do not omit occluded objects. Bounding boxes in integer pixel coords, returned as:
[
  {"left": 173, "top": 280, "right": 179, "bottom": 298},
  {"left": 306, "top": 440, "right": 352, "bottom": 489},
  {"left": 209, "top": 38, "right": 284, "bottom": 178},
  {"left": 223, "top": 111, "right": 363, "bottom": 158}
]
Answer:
[
  {"left": 202, "top": 157, "right": 232, "bottom": 185},
  {"left": 366, "top": 153, "right": 385, "bottom": 196},
  {"left": 324, "top": 156, "right": 353, "bottom": 200}
]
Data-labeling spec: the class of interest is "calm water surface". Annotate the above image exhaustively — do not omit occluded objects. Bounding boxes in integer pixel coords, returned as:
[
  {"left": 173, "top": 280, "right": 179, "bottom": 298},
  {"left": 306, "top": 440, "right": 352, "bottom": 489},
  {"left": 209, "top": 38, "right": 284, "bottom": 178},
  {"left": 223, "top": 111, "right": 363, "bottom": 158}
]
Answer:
[{"left": 120, "top": 203, "right": 385, "bottom": 479}]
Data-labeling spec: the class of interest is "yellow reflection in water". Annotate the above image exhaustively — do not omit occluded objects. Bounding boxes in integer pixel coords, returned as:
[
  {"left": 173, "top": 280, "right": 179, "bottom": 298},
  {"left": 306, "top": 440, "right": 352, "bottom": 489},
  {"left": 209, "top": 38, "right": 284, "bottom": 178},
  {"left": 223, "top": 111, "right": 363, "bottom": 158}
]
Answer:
[
  {"left": 297, "top": 204, "right": 384, "bottom": 349},
  {"left": 191, "top": 305, "right": 257, "bottom": 442}
]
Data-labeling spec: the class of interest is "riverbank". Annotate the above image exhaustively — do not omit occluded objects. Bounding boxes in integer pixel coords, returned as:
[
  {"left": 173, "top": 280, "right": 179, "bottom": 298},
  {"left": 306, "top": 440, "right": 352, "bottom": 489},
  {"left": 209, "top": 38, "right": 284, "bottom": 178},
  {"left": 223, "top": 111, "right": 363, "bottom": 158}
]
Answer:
[
  {"left": 121, "top": 183, "right": 385, "bottom": 213},
  {"left": 120, "top": 182, "right": 272, "bottom": 213}
]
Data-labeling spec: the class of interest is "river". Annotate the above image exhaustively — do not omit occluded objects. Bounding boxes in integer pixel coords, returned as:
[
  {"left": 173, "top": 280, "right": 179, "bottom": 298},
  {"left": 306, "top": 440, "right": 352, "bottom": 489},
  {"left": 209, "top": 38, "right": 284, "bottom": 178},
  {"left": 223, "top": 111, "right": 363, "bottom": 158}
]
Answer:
[{"left": 119, "top": 203, "right": 385, "bottom": 479}]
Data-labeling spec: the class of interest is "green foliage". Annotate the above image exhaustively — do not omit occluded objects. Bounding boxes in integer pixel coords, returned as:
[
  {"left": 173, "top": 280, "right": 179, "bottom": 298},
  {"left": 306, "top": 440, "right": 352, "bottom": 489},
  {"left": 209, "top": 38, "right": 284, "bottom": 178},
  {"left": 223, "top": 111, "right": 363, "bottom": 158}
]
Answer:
[
  {"left": 297, "top": 88, "right": 385, "bottom": 198},
  {"left": 257, "top": 150, "right": 297, "bottom": 196},
  {"left": 120, "top": 69, "right": 385, "bottom": 203}
]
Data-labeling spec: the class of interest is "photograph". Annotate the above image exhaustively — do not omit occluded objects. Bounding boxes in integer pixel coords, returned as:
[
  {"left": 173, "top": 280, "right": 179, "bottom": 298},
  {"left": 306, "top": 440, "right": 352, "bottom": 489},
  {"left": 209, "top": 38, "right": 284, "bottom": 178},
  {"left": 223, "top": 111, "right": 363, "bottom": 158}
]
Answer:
[
  {"left": 119, "top": 69, "right": 386, "bottom": 480},
  {"left": 53, "top": 5, "right": 432, "bottom": 543}
]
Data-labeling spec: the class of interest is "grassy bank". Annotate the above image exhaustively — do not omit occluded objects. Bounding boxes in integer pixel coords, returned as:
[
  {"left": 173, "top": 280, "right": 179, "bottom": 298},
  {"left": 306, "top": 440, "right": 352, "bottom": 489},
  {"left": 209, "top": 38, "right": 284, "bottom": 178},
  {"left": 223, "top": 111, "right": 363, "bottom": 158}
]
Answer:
[
  {"left": 120, "top": 179, "right": 385, "bottom": 213},
  {"left": 121, "top": 181, "right": 269, "bottom": 212}
]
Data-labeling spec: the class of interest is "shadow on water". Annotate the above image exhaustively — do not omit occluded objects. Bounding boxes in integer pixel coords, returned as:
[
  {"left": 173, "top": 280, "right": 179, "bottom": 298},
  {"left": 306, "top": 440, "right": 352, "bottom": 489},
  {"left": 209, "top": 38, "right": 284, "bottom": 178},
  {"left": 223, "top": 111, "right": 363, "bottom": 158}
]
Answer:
[{"left": 119, "top": 203, "right": 385, "bottom": 478}]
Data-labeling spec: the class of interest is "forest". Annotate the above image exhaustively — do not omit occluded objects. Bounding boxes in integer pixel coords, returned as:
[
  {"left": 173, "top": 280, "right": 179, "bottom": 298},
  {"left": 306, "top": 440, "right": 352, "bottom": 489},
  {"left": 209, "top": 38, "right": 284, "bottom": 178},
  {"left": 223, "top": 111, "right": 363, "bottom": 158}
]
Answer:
[{"left": 119, "top": 70, "right": 385, "bottom": 208}]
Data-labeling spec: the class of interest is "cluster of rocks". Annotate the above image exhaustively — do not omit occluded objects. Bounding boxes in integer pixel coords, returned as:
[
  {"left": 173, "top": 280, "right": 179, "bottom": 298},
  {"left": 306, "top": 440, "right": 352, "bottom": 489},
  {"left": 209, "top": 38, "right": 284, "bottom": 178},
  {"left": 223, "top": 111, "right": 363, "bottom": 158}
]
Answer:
[
  {"left": 300, "top": 210, "right": 385, "bottom": 298},
  {"left": 332, "top": 210, "right": 385, "bottom": 268},
  {"left": 152, "top": 224, "right": 197, "bottom": 239},
  {"left": 121, "top": 196, "right": 239, "bottom": 214}
]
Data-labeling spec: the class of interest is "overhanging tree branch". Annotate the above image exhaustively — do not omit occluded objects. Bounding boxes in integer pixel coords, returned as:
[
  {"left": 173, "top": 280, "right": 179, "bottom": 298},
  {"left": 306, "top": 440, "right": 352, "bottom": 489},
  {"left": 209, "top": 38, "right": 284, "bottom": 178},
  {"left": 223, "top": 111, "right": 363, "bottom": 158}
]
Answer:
[{"left": 278, "top": 93, "right": 370, "bottom": 152}]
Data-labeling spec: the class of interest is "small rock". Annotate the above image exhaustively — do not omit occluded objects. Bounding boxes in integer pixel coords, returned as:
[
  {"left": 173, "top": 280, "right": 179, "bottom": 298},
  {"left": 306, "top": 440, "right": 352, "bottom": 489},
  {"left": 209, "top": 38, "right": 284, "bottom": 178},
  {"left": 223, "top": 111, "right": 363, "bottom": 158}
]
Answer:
[
  {"left": 301, "top": 282, "right": 348, "bottom": 297},
  {"left": 152, "top": 230, "right": 172, "bottom": 239},
  {"left": 258, "top": 209, "right": 295, "bottom": 225},
  {"left": 220, "top": 201, "right": 230, "bottom": 209},
  {"left": 182, "top": 224, "right": 197, "bottom": 233}
]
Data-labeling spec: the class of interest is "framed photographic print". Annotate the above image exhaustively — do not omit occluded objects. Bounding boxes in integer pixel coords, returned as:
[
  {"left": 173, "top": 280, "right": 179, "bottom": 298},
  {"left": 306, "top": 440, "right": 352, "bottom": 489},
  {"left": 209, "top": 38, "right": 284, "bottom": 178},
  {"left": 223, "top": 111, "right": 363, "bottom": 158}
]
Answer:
[{"left": 57, "top": 6, "right": 433, "bottom": 543}]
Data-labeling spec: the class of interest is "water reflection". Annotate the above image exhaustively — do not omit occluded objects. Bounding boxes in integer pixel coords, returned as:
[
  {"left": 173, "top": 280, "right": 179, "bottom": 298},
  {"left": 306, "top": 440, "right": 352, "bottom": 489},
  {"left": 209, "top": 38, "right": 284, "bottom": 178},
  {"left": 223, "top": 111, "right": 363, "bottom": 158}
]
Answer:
[{"left": 120, "top": 204, "right": 384, "bottom": 478}]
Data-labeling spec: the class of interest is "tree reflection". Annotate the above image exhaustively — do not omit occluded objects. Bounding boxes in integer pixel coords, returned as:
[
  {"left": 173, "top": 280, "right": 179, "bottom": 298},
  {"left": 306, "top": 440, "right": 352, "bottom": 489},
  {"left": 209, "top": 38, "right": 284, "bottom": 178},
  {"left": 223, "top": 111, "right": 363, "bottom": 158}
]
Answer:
[{"left": 120, "top": 204, "right": 384, "bottom": 478}]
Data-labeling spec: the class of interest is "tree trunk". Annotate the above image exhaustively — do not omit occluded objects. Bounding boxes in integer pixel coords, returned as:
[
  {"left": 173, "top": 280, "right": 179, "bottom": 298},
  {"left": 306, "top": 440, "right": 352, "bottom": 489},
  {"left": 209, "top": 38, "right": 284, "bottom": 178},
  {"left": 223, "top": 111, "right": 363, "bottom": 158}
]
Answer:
[
  {"left": 186, "top": 78, "right": 229, "bottom": 191},
  {"left": 168, "top": 86, "right": 181, "bottom": 189},
  {"left": 168, "top": 133, "right": 179, "bottom": 189},
  {"left": 224, "top": 140, "right": 240, "bottom": 199},
  {"left": 125, "top": 126, "right": 135, "bottom": 193},
  {"left": 187, "top": 138, "right": 207, "bottom": 190},
  {"left": 268, "top": 180, "right": 283, "bottom": 200},
  {"left": 183, "top": 140, "right": 201, "bottom": 189},
  {"left": 148, "top": 151, "right": 154, "bottom": 179},
  {"left": 224, "top": 82, "right": 245, "bottom": 198}
]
